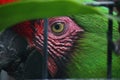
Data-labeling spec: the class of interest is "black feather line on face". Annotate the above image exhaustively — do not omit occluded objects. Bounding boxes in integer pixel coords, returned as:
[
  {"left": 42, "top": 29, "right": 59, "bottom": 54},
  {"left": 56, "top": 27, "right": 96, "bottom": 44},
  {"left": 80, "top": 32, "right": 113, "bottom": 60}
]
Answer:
[
  {"left": 30, "top": 18, "right": 84, "bottom": 78},
  {"left": 32, "top": 29, "right": 84, "bottom": 78},
  {"left": 53, "top": 31, "right": 84, "bottom": 78}
]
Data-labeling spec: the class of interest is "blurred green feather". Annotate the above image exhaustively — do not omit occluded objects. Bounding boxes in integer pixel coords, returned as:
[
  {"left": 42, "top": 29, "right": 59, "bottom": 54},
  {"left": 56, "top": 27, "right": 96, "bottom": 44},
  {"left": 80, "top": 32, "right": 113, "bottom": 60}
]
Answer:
[
  {"left": 67, "top": 8, "right": 120, "bottom": 78},
  {"left": 0, "top": 0, "right": 102, "bottom": 31}
]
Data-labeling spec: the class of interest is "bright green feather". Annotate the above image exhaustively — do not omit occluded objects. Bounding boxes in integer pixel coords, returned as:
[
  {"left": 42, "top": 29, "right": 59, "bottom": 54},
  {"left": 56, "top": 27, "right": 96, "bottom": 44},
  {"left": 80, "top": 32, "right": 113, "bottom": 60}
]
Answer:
[
  {"left": 67, "top": 6, "right": 120, "bottom": 78},
  {"left": 0, "top": 0, "right": 101, "bottom": 31}
]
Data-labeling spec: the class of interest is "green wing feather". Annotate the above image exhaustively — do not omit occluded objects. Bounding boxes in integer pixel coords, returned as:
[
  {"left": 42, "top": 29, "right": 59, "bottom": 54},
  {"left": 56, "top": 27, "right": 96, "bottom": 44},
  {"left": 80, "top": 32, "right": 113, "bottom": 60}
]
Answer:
[{"left": 67, "top": 4, "right": 120, "bottom": 78}]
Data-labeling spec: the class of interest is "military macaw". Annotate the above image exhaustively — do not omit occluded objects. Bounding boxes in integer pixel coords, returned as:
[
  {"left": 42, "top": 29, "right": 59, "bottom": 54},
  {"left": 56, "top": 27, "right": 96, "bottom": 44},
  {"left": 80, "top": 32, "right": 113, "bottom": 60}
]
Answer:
[{"left": 0, "top": 0, "right": 120, "bottom": 79}]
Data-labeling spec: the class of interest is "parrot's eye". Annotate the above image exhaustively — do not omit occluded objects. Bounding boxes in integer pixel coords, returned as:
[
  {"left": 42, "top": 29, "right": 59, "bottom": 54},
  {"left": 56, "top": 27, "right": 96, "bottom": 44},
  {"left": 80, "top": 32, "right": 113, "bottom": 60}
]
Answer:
[{"left": 51, "top": 22, "right": 65, "bottom": 34}]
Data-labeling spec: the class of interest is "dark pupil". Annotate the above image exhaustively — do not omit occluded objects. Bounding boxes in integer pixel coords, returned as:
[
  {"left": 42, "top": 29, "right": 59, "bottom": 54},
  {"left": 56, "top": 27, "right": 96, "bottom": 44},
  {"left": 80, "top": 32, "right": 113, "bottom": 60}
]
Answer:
[{"left": 54, "top": 24, "right": 60, "bottom": 30}]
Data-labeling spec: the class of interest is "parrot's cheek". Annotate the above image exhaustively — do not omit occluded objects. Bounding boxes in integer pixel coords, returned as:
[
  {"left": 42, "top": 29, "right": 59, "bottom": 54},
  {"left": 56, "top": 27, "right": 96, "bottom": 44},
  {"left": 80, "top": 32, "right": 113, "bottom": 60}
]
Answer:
[{"left": 46, "top": 31, "right": 84, "bottom": 77}]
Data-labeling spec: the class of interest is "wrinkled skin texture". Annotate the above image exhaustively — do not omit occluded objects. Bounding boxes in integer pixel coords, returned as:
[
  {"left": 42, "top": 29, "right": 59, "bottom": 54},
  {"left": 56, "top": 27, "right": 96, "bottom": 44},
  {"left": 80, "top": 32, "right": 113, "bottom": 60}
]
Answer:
[{"left": 12, "top": 17, "right": 84, "bottom": 77}]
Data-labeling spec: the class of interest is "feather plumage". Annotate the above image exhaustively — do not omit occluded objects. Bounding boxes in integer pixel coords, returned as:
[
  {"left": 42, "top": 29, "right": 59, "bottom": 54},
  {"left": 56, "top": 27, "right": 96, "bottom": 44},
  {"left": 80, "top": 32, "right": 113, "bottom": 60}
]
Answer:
[{"left": 0, "top": 0, "right": 120, "bottom": 79}]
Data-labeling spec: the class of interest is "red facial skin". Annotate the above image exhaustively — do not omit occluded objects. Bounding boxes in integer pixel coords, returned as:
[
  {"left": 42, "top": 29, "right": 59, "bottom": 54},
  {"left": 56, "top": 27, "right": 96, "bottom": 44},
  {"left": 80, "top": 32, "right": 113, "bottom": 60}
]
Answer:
[{"left": 12, "top": 17, "right": 84, "bottom": 77}]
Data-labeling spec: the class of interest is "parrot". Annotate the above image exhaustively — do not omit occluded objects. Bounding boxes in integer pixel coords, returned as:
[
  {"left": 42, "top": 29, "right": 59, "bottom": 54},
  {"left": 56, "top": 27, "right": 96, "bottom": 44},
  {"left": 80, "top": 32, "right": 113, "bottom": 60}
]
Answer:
[
  {"left": 11, "top": 12, "right": 120, "bottom": 79},
  {"left": 11, "top": 17, "right": 84, "bottom": 78},
  {"left": 0, "top": 0, "right": 120, "bottom": 79}
]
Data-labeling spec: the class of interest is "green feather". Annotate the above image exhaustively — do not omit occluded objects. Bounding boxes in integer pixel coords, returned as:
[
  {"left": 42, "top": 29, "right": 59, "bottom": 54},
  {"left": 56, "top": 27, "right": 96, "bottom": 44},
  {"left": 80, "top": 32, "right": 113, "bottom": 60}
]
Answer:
[
  {"left": 67, "top": 6, "right": 120, "bottom": 78},
  {"left": 0, "top": 0, "right": 101, "bottom": 31}
]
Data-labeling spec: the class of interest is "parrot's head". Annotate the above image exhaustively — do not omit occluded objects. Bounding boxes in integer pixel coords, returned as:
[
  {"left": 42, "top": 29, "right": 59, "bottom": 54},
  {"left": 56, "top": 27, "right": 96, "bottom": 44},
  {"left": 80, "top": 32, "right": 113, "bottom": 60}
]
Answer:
[
  {"left": 12, "top": 16, "right": 84, "bottom": 77},
  {"left": 2, "top": 0, "right": 120, "bottom": 79}
]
